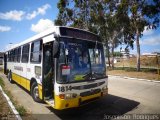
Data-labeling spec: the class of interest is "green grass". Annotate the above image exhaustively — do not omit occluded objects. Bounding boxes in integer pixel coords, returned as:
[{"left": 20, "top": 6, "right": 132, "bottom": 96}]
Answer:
[
  {"left": 0, "top": 77, "right": 5, "bottom": 88},
  {"left": 16, "top": 105, "right": 27, "bottom": 116},
  {"left": 110, "top": 67, "right": 158, "bottom": 73},
  {"left": 0, "top": 77, "right": 27, "bottom": 116}
]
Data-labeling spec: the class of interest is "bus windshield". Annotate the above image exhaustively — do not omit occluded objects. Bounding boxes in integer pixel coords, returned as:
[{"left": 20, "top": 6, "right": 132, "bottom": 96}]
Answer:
[{"left": 57, "top": 37, "right": 106, "bottom": 83}]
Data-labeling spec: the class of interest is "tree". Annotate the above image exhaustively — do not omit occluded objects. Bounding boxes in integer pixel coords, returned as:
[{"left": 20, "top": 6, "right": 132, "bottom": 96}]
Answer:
[
  {"left": 55, "top": 0, "right": 134, "bottom": 68},
  {"left": 113, "top": 51, "right": 123, "bottom": 57},
  {"left": 55, "top": 0, "right": 115, "bottom": 67},
  {"left": 54, "top": 0, "right": 160, "bottom": 71},
  {"left": 98, "top": 0, "right": 134, "bottom": 68},
  {"left": 126, "top": 0, "right": 160, "bottom": 71},
  {"left": 54, "top": 0, "right": 73, "bottom": 26},
  {"left": 103, "top": 0, "right": 160, "bottom": 70}
]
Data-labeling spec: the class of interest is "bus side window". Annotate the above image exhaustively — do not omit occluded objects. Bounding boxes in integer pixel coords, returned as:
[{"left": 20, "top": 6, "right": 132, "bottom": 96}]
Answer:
[
  {"left": 11, "top": 50, "right": 13, "bottom": 62},
  {"left": 17, "top": 47, "right": 21, "bottom": 62},
  {"left": 8, "top": 51, "right": 10, "bottom": 62},
  {"left": 10, "top": 50, "right": 12, "bottom": 62},
  {"left": 11, "top": 50, "right": 14, "bottom": 62},
  {"left": 30, "top": 40, "right": 42, "bottom": 63},
  {"left": 14, "top": 48, "right": 18, "bottom": 62},
  {"left": 22, "top": 44, "right": 30, "bottom": 63}
]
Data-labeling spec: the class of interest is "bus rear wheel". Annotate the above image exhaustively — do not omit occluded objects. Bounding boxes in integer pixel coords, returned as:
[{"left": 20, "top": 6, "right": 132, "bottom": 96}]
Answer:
[
  {"left": 8, "top": 71, "right": 13, "bottom": 83},
  {"left": 31, "top": 82, "right": 41, "bottom": 102}
]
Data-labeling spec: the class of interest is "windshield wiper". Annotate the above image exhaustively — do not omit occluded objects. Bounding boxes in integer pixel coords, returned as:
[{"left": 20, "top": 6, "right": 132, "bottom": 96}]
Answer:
[
  {"left": 82, "top": 72, "right": 92, "bottom": 80},
  {"left": 93, "top": 72, "right": 103, "bottom": 76},
  {"left": 82, "top": 71, "right": 104, "bottom": 81},
  {"left": 91, "top": 72, "right": 105, "bottom": 79}
]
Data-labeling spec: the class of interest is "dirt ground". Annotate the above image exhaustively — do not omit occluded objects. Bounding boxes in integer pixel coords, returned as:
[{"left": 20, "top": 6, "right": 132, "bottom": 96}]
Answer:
[
  {"left": 108, "top": 70, "right": 160, "bottom": 80},
  {"left": 0, "top": 73, "right": 36, "bottom": 120},
  {"left": 114, "top": 56, "right": 159, "bottom": 68},
  {"left": 0, "top": 90, "right": 17, "bottom": 120}
]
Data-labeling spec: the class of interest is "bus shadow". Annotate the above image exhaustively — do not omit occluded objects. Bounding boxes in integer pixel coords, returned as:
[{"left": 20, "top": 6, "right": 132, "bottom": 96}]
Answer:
[
  {"left": 47, "top": 94, "right": 140, "bottom": 120},
  {"left": 11, "top": 82, "right": 46, "bottom": 104}
]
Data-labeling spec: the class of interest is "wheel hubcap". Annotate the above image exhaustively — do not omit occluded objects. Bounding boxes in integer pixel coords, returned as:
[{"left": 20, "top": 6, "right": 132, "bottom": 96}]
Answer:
[
  {"left": 33, "top": 86, "right": 39, "bottom": 99},
  {"left": 9, "top": 73, "right": 11, "bottom": 81}
]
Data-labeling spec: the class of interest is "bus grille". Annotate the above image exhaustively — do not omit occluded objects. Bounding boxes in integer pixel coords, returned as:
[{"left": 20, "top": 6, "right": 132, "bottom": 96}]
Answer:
[{"left": 80, "top": 88, "right": 101, "bottom": 97}]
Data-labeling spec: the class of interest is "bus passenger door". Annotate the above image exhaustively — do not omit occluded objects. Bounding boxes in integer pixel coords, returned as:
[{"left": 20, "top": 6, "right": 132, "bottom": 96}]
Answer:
[{"left": 43, "top": 42, "right": 54, "bottom": 100}]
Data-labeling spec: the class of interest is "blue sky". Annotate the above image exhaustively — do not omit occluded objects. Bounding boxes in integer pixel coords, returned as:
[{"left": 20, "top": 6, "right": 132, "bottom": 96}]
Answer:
[
  {"left": 0, "top": 0, "right": 160, "bottom": 54},
  {"left": 0, "top": 0, "right": 58, "bottom": 51}
]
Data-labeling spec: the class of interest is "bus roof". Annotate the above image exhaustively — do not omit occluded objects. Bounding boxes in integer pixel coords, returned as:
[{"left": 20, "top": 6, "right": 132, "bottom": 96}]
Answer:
[
  {"left": 5, "top": 26, "right": 100, "bottom": 52},
  {"left": 6, "top": 26, "right": 59, "bottom": 52}
]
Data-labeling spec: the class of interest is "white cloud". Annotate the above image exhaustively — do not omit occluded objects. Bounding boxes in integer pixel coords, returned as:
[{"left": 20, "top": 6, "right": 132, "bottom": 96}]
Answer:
[
  {"left": 0, "top": 10, "right": 25, "bottom": 21},
  {"left": 38, "top": 4, "right": 51, "bottom": 15},
  {"left": 141, "top": 34, "right": 160, "bottom": 46},
  {"left": 0, "top": 4, "right": 51, "bottom": 21},
  {"left": 143, "top": 27, "right": 154, "bottom": 36},
  {"left": 26, "top": 11, "right": 37, "bottom": 20},
  {"left": 26, "top": 4, "right": 51, "bottom": 20},
  {"left": 31, "top": 19, "right": 54, "bottom": 33},
  {"left": 0, "top": 25, "right": 11, "bottom": 32}
]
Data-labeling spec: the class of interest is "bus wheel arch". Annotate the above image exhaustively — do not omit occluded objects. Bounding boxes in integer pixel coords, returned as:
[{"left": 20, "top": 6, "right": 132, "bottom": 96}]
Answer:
[
  {"left": 8, "top": 70, "right": 13, "bottom": 83},
  {"left": 30, "top": 78, "right": 41, "bottom": 102},
  {"left": 30, "top": 78, "right": 36, "bottom": 90}
]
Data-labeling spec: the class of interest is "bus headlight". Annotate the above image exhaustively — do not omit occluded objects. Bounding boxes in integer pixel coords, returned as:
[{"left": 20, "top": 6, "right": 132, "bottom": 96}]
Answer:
[
  {"left": 59, "top": 93, "right": 77, "bottom": 99},
  {"left": 65, "top": 93, "right": 77, "bottom": 99}
]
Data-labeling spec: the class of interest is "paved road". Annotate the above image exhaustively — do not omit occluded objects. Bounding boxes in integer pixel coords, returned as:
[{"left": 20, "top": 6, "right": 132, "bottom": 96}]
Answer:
[{"left": 0, "top": 72, "right": 160, "bottom": 120}]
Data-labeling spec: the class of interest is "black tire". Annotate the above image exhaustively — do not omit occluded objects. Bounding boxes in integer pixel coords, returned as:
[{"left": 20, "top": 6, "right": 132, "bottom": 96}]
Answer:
[
  {"left": 31, "top": 82, "right": 42, "bottom": 102},
  {"left": 8, "top": 71, "right": 13, "bottom": 83}
]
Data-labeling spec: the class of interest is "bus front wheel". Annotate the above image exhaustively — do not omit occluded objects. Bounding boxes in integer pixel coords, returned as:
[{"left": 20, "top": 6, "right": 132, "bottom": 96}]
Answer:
[
  {"left": 8, "top": 71, "right": 13, "bottom": 83},
  {"left": 31, "top": 82, "right": 41, "bottom": 102}
]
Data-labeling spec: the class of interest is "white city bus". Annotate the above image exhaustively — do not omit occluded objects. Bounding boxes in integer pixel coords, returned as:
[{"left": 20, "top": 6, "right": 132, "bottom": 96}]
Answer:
[{"left": 3, "top": 26, "right": 108, "bottom": 110}]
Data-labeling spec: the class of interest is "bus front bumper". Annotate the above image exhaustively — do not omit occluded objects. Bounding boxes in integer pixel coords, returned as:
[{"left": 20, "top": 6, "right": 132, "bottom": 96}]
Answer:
[{"left": 54, "top": 88, "right": 108, "bottom": 110}]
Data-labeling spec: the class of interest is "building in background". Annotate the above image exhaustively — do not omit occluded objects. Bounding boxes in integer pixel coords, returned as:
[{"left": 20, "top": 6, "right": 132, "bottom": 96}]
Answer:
[
  {"left": 142, "top": 52, "right": 160, "bottom": 57},
  {"left": 120, "top": 49, "right": 130, "bottom": 59}
]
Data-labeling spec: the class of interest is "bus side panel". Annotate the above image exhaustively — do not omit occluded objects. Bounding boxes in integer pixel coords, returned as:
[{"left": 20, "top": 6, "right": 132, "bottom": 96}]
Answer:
[
  {"left": 8, "top": 61, "right": 30, "bottom": 91},
  {"left": 20, "top": 63, "right": 27, "bottom": 89},
  {"left": 26, "top": 79, "right": 30, "bottom": 91},
  {"left": 26, "top": 63, "right": 43, "bottom": 99},
  {"left": 13, "top": 63, "right": 21, "bottom": 84},
  {"left": 21, "top": 76, "right": 27, "bottom": 89},
  {"left": 12, "top": 73, "right": 21, "bottom": 84}
]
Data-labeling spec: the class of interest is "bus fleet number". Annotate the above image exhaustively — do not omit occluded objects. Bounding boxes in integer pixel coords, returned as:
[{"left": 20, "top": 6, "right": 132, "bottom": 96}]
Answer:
[{"left": 59, "top": 86, "right": 72, "bottom": 92}]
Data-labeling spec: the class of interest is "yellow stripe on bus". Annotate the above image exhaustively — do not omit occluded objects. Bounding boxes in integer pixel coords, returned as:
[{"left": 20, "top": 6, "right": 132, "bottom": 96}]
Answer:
[
  {"left": 12, "top": 73, "right": 21, "bottom": 84},
  {"left": 12, "top": 73, "right": 30, "bottom": 91},
  {"left": 26, "top": 80, "right": 30, "bottom": 91},
  {"left": 38, "top": 84, "right": 42, "bottom": 100}
]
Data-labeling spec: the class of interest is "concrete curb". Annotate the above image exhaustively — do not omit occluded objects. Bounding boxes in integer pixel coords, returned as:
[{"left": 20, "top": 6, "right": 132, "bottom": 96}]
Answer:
[
  {"left": 108, "top": 75, "right": 160, "bottom": 83},
  {"left": 0, "top": 85, "right": 22, "bottom": 120}
]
